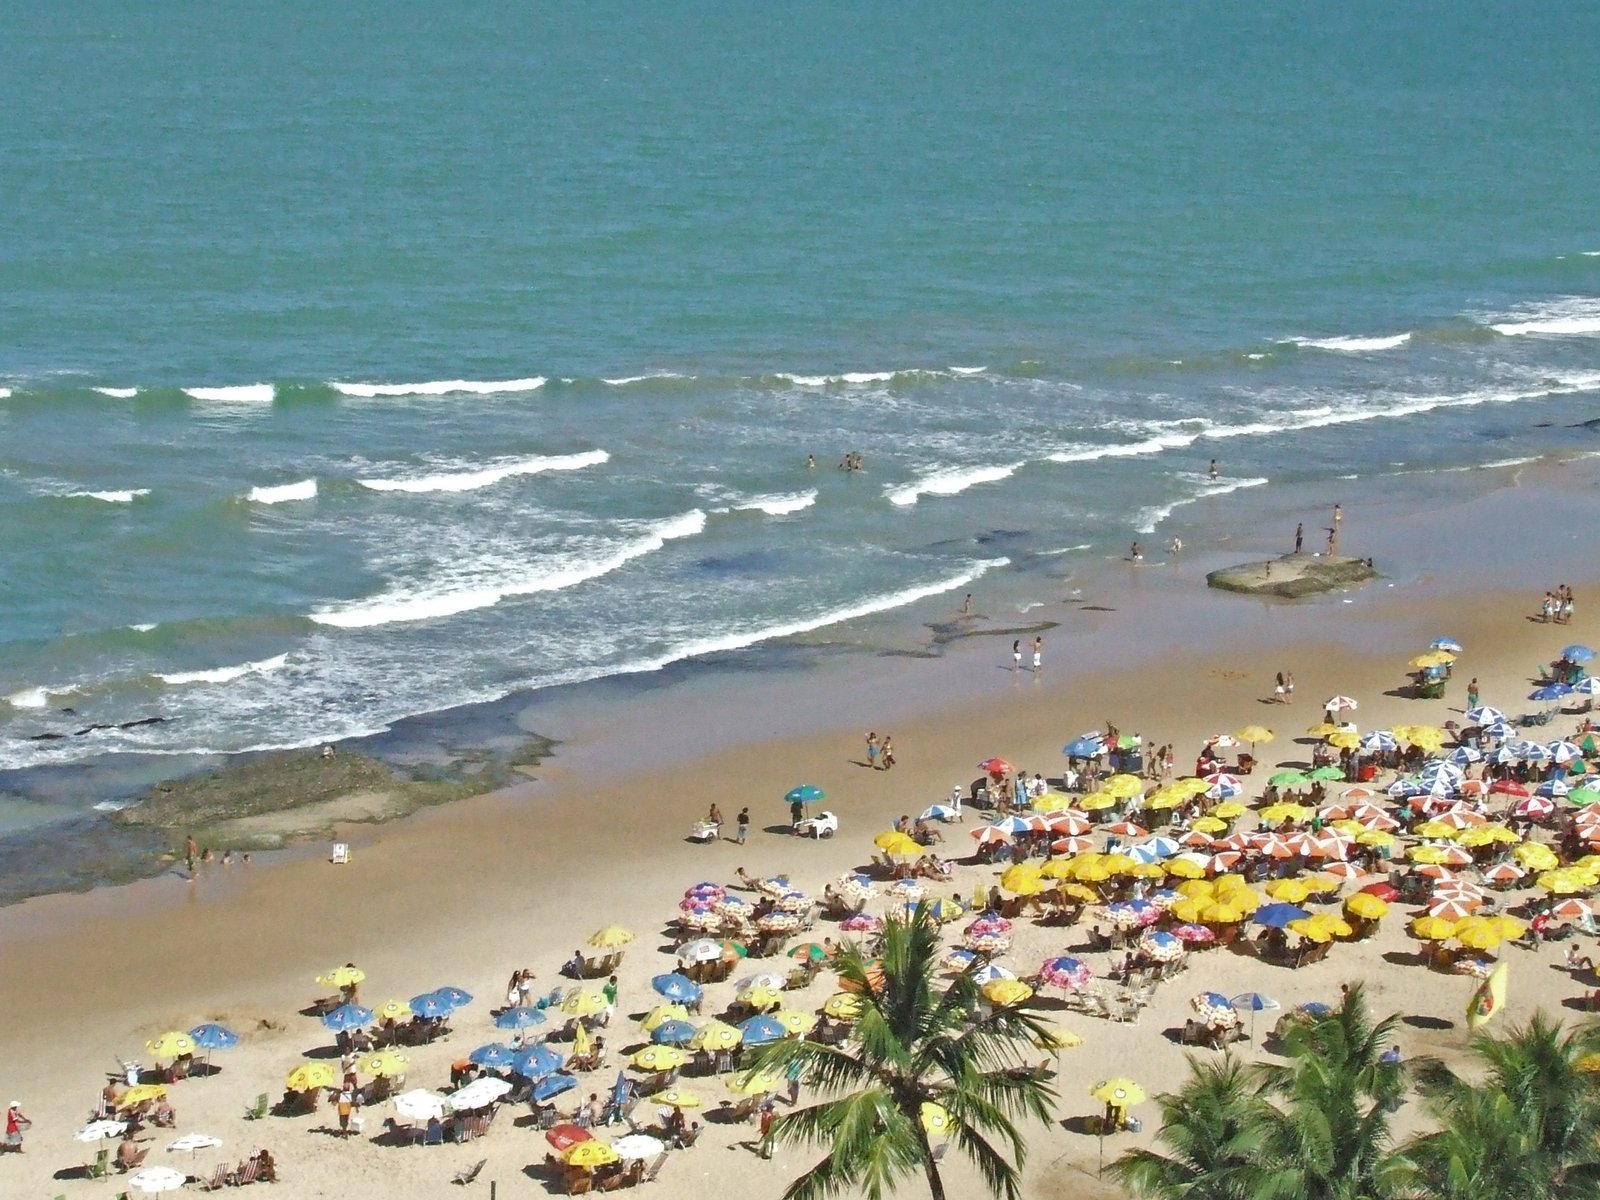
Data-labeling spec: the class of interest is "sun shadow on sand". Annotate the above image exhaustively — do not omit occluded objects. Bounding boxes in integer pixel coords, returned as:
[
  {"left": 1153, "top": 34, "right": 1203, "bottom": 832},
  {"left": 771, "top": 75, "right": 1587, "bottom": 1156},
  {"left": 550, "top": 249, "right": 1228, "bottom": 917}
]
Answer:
[
  {"left": 1382, "top": 950, "right": 1429, "bottom": 968},
  {"left": 1402, "top": 1014, "right": 1454, "bottom": 1031}
]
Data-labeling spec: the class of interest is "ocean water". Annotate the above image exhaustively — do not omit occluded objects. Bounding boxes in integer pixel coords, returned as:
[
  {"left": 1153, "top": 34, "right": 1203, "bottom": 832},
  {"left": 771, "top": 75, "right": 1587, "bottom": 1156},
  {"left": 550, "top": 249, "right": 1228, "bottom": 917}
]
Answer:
[{"left": 3, "top": 4, "right": 1599, "bottom": 812}]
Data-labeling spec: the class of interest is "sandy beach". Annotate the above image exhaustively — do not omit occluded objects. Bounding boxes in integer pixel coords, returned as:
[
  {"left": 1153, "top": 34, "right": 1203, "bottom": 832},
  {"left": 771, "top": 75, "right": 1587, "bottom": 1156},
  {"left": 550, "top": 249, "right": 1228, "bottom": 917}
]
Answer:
[{"left": 5, "top": 457, "right": 1600, "bottom": 1200}]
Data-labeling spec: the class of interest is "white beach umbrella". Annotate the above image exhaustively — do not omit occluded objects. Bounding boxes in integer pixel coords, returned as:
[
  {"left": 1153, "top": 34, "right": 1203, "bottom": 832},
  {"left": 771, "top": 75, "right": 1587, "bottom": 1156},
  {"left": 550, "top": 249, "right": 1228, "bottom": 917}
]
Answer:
[
  {"left": 128, "top": 1166, "right": 188, "bottom": 1194},
  {"left": 613, "top": 1133, "right": 667, "bottom": 1160},
  {"left": 1549, "top": 741, "right": 1585, "bottom": 765},
  {"left": 1324, "top": 696, "right": 1359, "bottom": 713},
  {"left": 1464, "top": 705, "right": 1504, "bottom": 725},
  {"left": 74, "top": 1119, "right": 127, "bottom": 1142},
  {"left": 393, "top": 1089, "right": 449, "bottom": 1122},
  {"left": 167, "top": 1133, "right": 222, "bottom": 1155},
  {"left": 448, "top": 1076, "right": 511, "bottom": 1112}
]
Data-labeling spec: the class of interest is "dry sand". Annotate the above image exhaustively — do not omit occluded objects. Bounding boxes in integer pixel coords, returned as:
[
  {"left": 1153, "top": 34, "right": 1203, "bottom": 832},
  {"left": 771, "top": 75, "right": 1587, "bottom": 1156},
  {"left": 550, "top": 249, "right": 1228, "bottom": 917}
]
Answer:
[{"left": 3, "top": 464, "right": 1599, "bottom": 1200}]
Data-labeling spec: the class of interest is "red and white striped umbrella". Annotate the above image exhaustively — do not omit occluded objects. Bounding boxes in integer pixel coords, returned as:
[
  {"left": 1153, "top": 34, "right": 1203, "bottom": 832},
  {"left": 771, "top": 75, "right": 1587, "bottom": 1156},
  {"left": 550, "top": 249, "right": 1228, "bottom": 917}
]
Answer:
[
  {"left": 1482, "top": 862, "right": 1527, "bottom": 885},
  {"left": 1047, "top": 813, "right": 1093, "bottom": 836},
  {"left": 1211, "top": 833, "right": 1253, "bottom": 852},
  {"left": 1178, "top": 830, "right": 1214, "bottom": 848},
  {"left": 1434, "top": 807, "right": 1485, "bottom": 829},
  {"left": 1051, "top": 835, "right": 1096, "bottom": 855},
  {"left": 1347, "top": 803, "right": 1399, "bottom": 830},
  {"left": 1206, "top": 851, "right": 1244, "bottom": 874},
  {"left": 1426, "top": 897, "right": 1481, "bottom": 921},
  {"left": 1512, "top": 795, "right": 1556, "bottom": 820},
  {"left": 1254, "top": 835, "right": 1297, "bottom": 859},
  {"left": 1103, "top": 821, "right": 1148, "bottom": 837},
  {"left": 1552, "top": 897, "right": 1598, "bottom": 920},
  {"left": 1413, "top": 864, "right": 1460, "bottom": 881},
  {"left": 1321, "top": 862, "right": 1369, "bottom": 880}
]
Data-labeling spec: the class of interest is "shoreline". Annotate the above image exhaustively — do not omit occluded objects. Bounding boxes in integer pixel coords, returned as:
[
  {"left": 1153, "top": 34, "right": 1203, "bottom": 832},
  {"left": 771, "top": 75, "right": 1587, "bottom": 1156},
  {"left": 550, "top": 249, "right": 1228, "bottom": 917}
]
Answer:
[
  {"left": 2, "top": 450, "right": 1597, "bottom": 907},
  {"left": 1, "top": 457, "right": 1599, "bottom": 1198}
]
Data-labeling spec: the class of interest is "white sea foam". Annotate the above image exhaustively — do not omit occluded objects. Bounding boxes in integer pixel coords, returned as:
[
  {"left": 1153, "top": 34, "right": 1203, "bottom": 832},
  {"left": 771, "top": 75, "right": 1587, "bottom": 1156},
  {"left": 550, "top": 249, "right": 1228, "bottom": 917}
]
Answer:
[
  {"left": 310, "top": 509, "right": 709, "bottom": 629},
  {"left": 773, "top": 369, "right": 917, "bottom": 387},
  {"left": 331, "top": 377, "right": 546, "bottom": 397},
  {"left": 247, "top": 478, "right": 318, "bottom": 504},
  {"left": 357, "top": 449, "right": 609, "bottom": 494},
  {"left": 619, "top": 558, "right": 1010, "bottom": 670},
  {"left": 67, "top": 488, "right": 150, "bottom": 503},
  {"left": 93, "top": 387, "right": 139, "bottom": 398},
  {"left": 7, "top": 686, "right": 54, "bottom": 709},
  {"left": 129, "top": 623, "right": 158, "bottom": 632},
  {"left": 734, "top": 491, "right": 817, "bottom": 516},
  {"left": 949, "top": 366, "right": 987, "bottom": 375},
  {"left": 1135, "top": 477, "right": 1269, "bottom": 533},
  {"left": 1290, "top": 333, "right": 1412, "bottom": 352},
  {"left": 1489, "top": 298, "right": 1600, "bottom": 337},
  {"left": 1047, "top": 430, "right": 1202, "bottom": 464},
  {"left": 602, "top": 373, "right": 690, "bottom": 386},
  {"left": 92, "top": 799, "right": 135, "bottom": 813},
  {"left": 886, "top": 463, "right": 1021, "bottom": 506},
  {"left": 0, "top": 387, "right": 11, "bottom": 399},
  {"left": 184, "top": 383, "right": 275, "bottom": 402},
  {"left": 156, "top": 652, "right": 289, "bottom": 686}
]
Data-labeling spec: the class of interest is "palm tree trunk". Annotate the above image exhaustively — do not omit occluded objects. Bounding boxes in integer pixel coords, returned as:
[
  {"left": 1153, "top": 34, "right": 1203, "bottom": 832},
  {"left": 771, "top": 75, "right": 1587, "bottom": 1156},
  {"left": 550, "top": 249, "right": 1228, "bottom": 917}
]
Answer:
[{"left": 921, "top": 1153, "right": 946, "bottom": 1200}]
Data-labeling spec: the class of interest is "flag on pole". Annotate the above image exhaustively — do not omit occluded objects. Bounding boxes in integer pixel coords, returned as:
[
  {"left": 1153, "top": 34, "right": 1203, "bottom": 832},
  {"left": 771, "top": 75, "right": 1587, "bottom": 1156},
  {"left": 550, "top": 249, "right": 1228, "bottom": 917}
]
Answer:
[{"left": 1466, "top": 961, "right": 1508, "bottom": 1031}]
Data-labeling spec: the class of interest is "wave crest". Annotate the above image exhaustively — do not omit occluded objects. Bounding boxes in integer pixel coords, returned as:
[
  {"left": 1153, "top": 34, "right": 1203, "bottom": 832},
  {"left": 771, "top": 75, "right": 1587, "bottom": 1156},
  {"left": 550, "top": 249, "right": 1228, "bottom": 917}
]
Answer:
[
  {"left": 357, "top": 450, "right": 609, "bottom": 494},
  {"left": 331, "top": 377, "right": 546, "bottom": 397},
  {"left": 734, "top": 491, "right": 817, "bottom": 517},
  {"left": 309, "top": 509, "right": 709, "bottom": 629},
  {"left": 1289, "top": 333, "right": 1412, "bottom": 352},
  {"left": 247, "top": 479, "right": 318, "bottom": 504},
  {"left": 886, "top": 463, "right": 1020, "bottom": 506},
  {"left": 156, "top": 653, "right": 289, "bottom": 686},
  {"left": 184, "top": 383, "right": 275, "bottom": 402},
  {"left": 67, "top": 488, "right": 150, "bottom": 503}
]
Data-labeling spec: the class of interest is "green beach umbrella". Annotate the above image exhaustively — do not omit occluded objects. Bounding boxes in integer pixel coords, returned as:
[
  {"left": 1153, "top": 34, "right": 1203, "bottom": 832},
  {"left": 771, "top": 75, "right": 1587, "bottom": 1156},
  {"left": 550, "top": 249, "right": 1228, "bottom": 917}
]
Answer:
[{"left": 1268, "top": 770, "right": 1310, "bottom": 789}]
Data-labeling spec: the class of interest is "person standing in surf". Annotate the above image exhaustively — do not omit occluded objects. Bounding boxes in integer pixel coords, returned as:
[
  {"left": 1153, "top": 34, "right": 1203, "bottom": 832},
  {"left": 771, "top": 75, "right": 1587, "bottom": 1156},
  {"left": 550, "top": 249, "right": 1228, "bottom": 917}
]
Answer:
[
  {"left": 1012, "top": 640, "right": 1022, "bottom": 670},
  {"left": 1032, "top": 636, "right": 1043, "bottom": 672}
]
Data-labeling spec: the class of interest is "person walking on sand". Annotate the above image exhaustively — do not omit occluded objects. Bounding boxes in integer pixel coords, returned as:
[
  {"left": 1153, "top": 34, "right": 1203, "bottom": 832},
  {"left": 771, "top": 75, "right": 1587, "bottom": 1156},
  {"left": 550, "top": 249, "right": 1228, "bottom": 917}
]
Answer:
[
  {"left": 1294, "top": 522, "right": 1304, "bottom": 553},
  {"left": 4, "top": 1101, "right": 29, "bottom": 1153},
  {"left": 880, "top": 736, "right": 896, "bottom": 770},
  {"left": 1012, "top": 640, "right": 1022, "bottom": 670},
  {"left": 1284, "top": 672, "right": 1295, "bottom": 703},
  {"left": 1273, "top": 672, "right": 1286, "bottom": 704},
  {"left": 735, "top": 807, "right": 749, "bottom": 844},
  {"left": 866, "top": 732, "right": 879, "bottom": 769},
  {"left": 1032, "top": 636, "right": 1043, "bottom": 672},
  {"left": 1466, "top": 678, "right": 1480, "bottom": 711}
]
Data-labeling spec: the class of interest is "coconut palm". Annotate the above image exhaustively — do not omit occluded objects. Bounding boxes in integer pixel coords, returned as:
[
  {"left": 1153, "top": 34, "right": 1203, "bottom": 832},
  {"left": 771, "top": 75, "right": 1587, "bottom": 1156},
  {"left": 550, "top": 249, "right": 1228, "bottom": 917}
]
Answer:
[
  {"left": 753, "top": 906, "right": 1056, "bottom": 1200},
  {"left": 1254, "top": 983, "right": 1407, "bottom": 1200},
  {"left": 1403, "top": 1014, "right": 1600, "bottom": 1199},
  {"left": 1110, "top": 1056, "right": 1277, "bottom": 1200}
]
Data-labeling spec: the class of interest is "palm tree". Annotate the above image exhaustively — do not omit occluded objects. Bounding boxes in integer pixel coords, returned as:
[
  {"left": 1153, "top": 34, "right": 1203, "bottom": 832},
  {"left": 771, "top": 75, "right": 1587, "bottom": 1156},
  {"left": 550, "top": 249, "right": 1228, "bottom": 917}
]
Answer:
[
  {"left": 1403, "top": 1014, "right": 1600, "bottom": 1200},
  {"left": 1110, "top": 1056, "right": 1278, "bottom": 1200},
  {"left": 752, "top": 907, "right": 1056, "bottom": 1200},
  {"left": 1253, "top": 983, "right": 1407, "bottom": 1200}
]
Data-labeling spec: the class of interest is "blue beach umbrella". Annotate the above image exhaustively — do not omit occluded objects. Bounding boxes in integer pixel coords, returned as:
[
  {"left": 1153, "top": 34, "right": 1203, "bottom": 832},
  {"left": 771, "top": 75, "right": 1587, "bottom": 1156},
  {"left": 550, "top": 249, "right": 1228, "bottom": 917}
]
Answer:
[
  {"left": 1298, "top": 1001, "right": 1332, "bottom": 1017},
  {"left": 1464, "top": 705, "right": 1505, "bottom": 726},
  {"left": 321, "top": 1003, "right": 374, "bottom": 1033},
  {"left": 469, "top": 1043, "right": 518, "bottom": 1069},
  {"left": 430, "top": 986, "right": 474, "bottom": 1010},
  {"left": 969, "top": 962, "right": 1016, "bottom": 985},
  {"left": 1445, "top": 745, "right": 1483, "bottom": 767},
  {"left": 650, "top": 973, "right": 702, "bottom": 1004},
  {"left": 1359, "top": 731, "right": 1399, "bottom": 754},
  {"left": 738, "top": 1015, "right": 788, "bottom": 1046},
  {"left": 494, "top": 1006, "right": 548, "bottom": 1031},
  {"left": 1531, "top": 683, "right": 1573, "bottom": 703},
  {"left": 188, "top": 1024, "right": 239, "bottom": 1052},
  {"left": 1430, "top": 638, "right": 1464, "bottom": 653},
  {"left": 1254, "top": 903, "right": 1309, "bottom": 929},
  {"left": 533, "top": 1073, "right": 577, "bottom": 1103},
  {"left": 785, "top": 785, "right": 825, "bottom": 805},
  {"left": 1230, "top": 992, "right": 1281, "bottom": 1041},
  {"left": 409, "top": 994, "right": 452, "bottom": 1020},
  {"left": 1480, "top": 719, "right": 1515, "bottom": 741},
  {"left": 651, "top": 1020, "right": 697, "bottom": 1046},
  {"left": 1063, "top": 736, "right": 1103, "bottom": 758},
  {"left": 1561, "top": 645, "right": 1595, "bottom": 664},
  {"left": 512, "top": 1044, "right": 566, "bottom": 1080},
  {"left": 919, "top": 804, "right": 960, "bottom": 821}
]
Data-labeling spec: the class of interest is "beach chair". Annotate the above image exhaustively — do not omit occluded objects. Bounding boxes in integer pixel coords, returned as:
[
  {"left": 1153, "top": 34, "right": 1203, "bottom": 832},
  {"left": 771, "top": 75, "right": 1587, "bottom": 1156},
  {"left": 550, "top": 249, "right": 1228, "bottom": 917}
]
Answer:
[
  {"left": 644, "top": 1152, "right": 669, "bottom": 1183},
  {"left": 233, "top": 1157, "right": 261, "bottom": 1185},
  {"left": 330, "top": 841, "right": 351, "bottom": 864},
  {"left": 452, "top": 1158, "right": 486, "bottom": 1185},
  {"left": 198, "top": 1163, "right": 230, "bottom": 1191},
  {"left": 243, "top": 1092, "right": 269, "bottom": 1121},
  {"left": 88, "top": 1146, "right": 111, "bottom": 1178},
  {"left": 424, "top": 1122, "right": 445, "bottom": 1147}
]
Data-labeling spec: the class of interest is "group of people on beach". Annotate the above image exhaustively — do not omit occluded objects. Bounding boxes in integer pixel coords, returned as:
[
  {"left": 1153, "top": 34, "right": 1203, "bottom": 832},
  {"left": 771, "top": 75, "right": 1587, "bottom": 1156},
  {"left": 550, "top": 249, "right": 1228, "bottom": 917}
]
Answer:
[
  {"left": 1011, "top": 637, "right": 1043, "bottom": 671},
  {"left": 864, "top": 733, "right": 895, "bottom": 770},
  {"left": 1541, "top": 585, "right": 1576, "bottom": 624}
]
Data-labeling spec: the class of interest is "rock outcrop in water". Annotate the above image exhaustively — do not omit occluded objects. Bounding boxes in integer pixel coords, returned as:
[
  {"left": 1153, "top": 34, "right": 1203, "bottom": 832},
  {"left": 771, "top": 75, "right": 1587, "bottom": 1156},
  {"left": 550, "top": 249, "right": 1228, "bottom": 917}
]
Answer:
[{"left": 1206, "top": 554, "right": 1378, "bottom": 599}]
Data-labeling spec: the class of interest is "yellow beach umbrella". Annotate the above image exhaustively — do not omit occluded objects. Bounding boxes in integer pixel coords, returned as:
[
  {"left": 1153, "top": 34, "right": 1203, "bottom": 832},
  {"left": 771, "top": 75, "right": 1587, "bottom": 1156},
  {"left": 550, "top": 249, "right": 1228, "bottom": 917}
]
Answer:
[
  {"left": 737, "top": 984, "right": 784, "bottom": 1011},
  {"left": 770, "top": 1009, "right": 818, "bottom": 1036},
  {"left": 1514, "top": 842, "right": 1560, "bottom": 870},
  {"left": 1538, "top": 870, "right": 1589, "bottom": 895},
  {"left": 587, "top": 924, "right": 635, "bottom": 950},
  {"left": 1200, "top": 901, "right": 1245, "bottom": 924},
  {"left": 920, "top": 1102, "right": 953, "bottom": 1135},
  {"left": 641, "top": 1004, "right": 689, "bottom": 1032},
  {"left": 1039, "top": 859, "right": 1074, "bottom": 879},
  {"left": 649, "top": 1088, "right": 702, "bottom": 1109},
  {"left": 1033, "top": 1024, "right": 1084, "bottom": 1050},
  {"left": 1413, "top": 820, "right": 1455, "bottom": 839},
  {"left": 1102, "top": 774, "right": 1144, "bottom": 799},
  {"left": 1306, "top": 722, "right": 1342, "bottom": 737},
  {"left": 1265, "top": 879, "right": 1312, "bottom": 903},
  {"left": 358, "top": 1051, "right": 410, "bottom": 1078},
  {"left": 1176, "top": 879, "right": 1215, "bottom": 899},
  {"left": 116, "top": 1083, "right": 169, "bottom": 1109},
  {"left": 980, "top": 979, "right": 1035, "bottom": 1007},
  {"left": 688, "top": 1021, "right": 742, "bottom": 1052},
  {"left": 873, "top": 830, "right": 908, "bottom": 850},
  {"left": 1169, "top": 897, "right": 1208, "bottom": 924},
  {"left": 1302, "top": 875, "right": 1341, "bottom": 895},
  {"left": 1411, "top": 915, "right": 1459, "bottom": 941},
  {"left": 1455, "top": 923, "right": 1505, "bottom": 951},
  {"left": 1287, "top": 918, "right": 1333, "bottom": 943},
  {"left": 1091, "top": 1077, "right": 1146, "bottom": 1107},
  {"left": 880, "top": 833, "right": 922, "bottom": 857},
  {"left": 1030, "top": 793, "right": 1073, "bottom": 813},
  {"left": 1191, "top": 816, "right": 1228, "bottom": 833},
  {"left": 1175, "top": 778, "right": 1211, "bottom": 796},
  {"left": 1144, "top": 789, "right": 1184, "bottom": 810},
  {"left": 1409, "top": 652, "right": 1455, "bottom": 669},
  {"left": 572, "top": 1022, "right": 593, "bottom": 1059},
  {"left": 1068, "top": 856, "right": 1112, "bottom": 881},
  {"left": 727, "top": 1066, "right": 784, "bottom": 1096},
  {"left": 630, "top": 1045, "right": 689, "bottom": 1073},
  {"left": 821, "top": 993, "right": 863, "bottom": 1021},
  {"left": 1213, "top": 802, "right": 1248, "bottom": 820},
  {"left": 1101, "top": 853, "right": 1137, "bottom": 874},
  {"left": 1078, "top": 793, "right": 1117, "bottom": 811},
  {"left": 1261, "top": 803, "right": 1312, "bottom": 824},
  {"left": 999, "top": 864, "right": 1044, "bottom": 893},
  {"left": 1056, "top": 881, "right": 1100, "bottom": 903},
  {"left": 561, "top": 990, "right": 610, "bottom": 1018},
  {"left": 1165, "top": 857, "right": 1207, "bottom": 880},
  {"left": 1127, "top": 862, "right": 1166, "bottom": 880},
  {"left": 1345, "top": 893, "right": 1390, "bottom": 920},
  {"left": 1327, "top": 731, "right": 1360, "bottom": 750},
  {"left": 1356, "top": 830, "right": 1396, "bottom": 848},
  {"left": 145, "top": 1031, "right": 195, "bottom": 1059},
  {"left": 284, "top": 1063, "right": 334, "bottom": 1092},
  {"left": 1480, "top": 914, "right": 1527, "bottom": 940},
  {"left": 1235, "top": 725, "right": 1276, "bottom": 745},
  {"left": 565, "top": 1142, "right": 620, "bottom": 1168},
  {"left": 374, "top": 999, "right": 410, "bottom": 1022},
  {"left": 316, "top": 965, "right": 366, "bottom": 989}
]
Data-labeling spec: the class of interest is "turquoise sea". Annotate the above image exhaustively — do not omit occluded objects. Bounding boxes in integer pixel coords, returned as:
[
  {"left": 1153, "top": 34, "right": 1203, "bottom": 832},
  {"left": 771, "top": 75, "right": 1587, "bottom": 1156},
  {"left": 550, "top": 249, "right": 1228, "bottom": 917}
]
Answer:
[{"left": 2, "top": 5, "right": 1598, "bottom": 848}]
